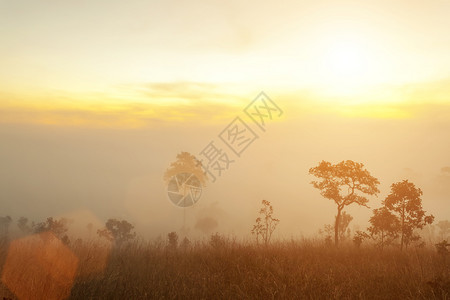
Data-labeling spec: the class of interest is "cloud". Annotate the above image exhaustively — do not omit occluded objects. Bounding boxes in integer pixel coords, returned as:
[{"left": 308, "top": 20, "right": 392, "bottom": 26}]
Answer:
[
  {"left": 135, "top": 82, "right": 220, "bottom": 101},
  {"left": 0, "top": 82, "right": 247, "bottom": 128},
  {"left": 2, "top": 78, "right": 450, "bottom": 128},
  {"left": 126, "top": 81, "right": 246, "bottom": 106},
  {"left": 283, "top": 79, "right": 450, "bottom": 120}
]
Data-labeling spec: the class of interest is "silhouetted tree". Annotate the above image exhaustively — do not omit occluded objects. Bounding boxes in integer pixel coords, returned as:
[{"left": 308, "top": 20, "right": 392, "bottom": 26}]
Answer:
[
  {"left": 17, "top": 217, "right": 32, "bottom": 235},
  {"left": 33, "top": 217, "right": 71, "bottom": 244},
  {"left": 319, "top": 212, "right": 352, "bottom": 245},
  {"left": 368, "top": 206, "right": 399, "bottom": 250},
  {"left": 337, "top": 211, "right": 353, "bottom": 241},
  {"left": 251, "top": 200, "right": 279, "bottom": 245},
  {"left": 180, "top": 236, "right": 191, "bottom": 250},
  {"left": 164, "top": 152, "right": 208, "bottom": 186},
  {"left": 167, "top": 231, "right": 178, "bottom": 250},
  {"left": 436, "top": 220, "right": 450, "bottom": 240},
  {"left": 319, "top": 224, "right": 334, "bottom": 246},
  {"left": 0, "top": 216, "right": 12, "bottom": 240},
  {"left": 309, "top": 160, "right": 380, "bottom": 247},
  {"left": 384, "top": 180, "right": 434, "bottom": 251},
  {"left": 97, "top": 219, "right": 136, "bottom": 246},
  {"left": 435, "top": 240, "right": 450, "bottom": 257},
  {"left": 210, "top": 232, "right": 226, "bottom": 249},
  {"left": 353, "top": 230, "right": 370, "bottom": 248}
]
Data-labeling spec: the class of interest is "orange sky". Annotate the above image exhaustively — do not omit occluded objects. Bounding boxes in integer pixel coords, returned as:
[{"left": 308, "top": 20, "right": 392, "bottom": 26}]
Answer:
[
  {"left": 0, "top": 0, "right": 449, "bottom": 238},
  {"left": 1, "top": 0, "right": 450, "bottom": 126}
]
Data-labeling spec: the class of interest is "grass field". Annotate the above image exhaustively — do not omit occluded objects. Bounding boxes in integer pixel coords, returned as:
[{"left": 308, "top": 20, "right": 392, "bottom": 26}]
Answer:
[{"left": 1, "top": 237, "right": 449, "bottom": 299}]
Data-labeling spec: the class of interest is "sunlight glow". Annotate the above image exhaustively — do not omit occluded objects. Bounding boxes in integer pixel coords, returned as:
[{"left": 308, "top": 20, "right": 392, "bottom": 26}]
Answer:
[
  {"left": 323, "top": 42, "right": 374, "bottom": 93},
  {"left": 327, "top": 42, "right": 368, "bottom": 79},
  {"left": 310, "top": 31, "right": 390, "bottom": 101}
]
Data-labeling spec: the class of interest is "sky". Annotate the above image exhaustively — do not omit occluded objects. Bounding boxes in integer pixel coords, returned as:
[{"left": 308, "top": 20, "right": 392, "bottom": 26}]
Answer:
[{"left": 0, "top": 0, "right": 449, "bottom": 240}]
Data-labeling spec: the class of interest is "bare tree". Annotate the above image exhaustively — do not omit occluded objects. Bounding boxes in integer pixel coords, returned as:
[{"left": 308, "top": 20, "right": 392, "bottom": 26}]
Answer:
[
  {"left": 309, "top": 160, "right": 380, "bottom": 247},
  {"left": 251, "top": 200, "right": 279, "bottom": 245}
]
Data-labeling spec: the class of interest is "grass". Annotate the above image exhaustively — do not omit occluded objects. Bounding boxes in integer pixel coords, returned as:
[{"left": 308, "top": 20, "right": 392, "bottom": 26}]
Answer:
[{"left": 1, "top": 237, "right": 449, "bottom": 299}]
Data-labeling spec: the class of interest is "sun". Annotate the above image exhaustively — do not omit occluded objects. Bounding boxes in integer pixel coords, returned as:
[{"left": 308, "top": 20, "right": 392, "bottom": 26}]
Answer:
[
  {"left": 321, "top": 39, "right": 373, "bottom": 94},
  {"left": 311, "top": 33, "right": 387, "bottom": 99},
  {"left": 326, "top": 42, "right": 368, "bottom": 79}
]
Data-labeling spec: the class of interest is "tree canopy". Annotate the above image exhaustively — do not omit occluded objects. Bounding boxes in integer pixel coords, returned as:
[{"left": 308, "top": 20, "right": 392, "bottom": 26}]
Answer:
[
  {"left": 97, "top": 218, "right": 136, "bottom": 246},
  {"left": 309, "top": 160, "right": 380, "bottom": 246},
  {"left": 164, "top": 152, "right": 208, "bottom": 186},
  {"left": 384, "top": 180, "right": 434, "bottom": 250},
  {"left": 368, "top": 206, "right": 399, "bottom": 250}
]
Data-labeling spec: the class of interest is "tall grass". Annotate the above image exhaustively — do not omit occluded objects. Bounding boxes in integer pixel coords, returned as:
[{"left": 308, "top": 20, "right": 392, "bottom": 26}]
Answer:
[{"left": 1, "top": 237, "right": 449, "bottom": 299}]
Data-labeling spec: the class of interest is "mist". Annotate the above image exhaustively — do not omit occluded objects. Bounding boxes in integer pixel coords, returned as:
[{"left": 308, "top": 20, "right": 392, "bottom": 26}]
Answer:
[{"left": 1, "top": 107, "right": 449, "bottom": 241}]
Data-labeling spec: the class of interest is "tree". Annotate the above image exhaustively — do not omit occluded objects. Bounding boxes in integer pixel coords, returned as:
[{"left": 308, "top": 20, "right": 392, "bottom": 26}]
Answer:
[
  {"left": 0, "top": 216, "right": 12, "bottom": 240},
  {"left": 384, "top": 180, "right": 434, "bottom": 251},
  {"left": 319, "top": 224, "right": 334, "bottom": 246},
  {"left": 319, "top": 212, "right": 353, "bottom": 245},
  {"left": 436, "top": 220, "right": 450, "bottom": 240},
  {"left": 309, "top": 160, "right": 380, "bottom": 247},
  {"left": 251, "top": 200, "right": 280, "bottom": 245},
  {"left": 368, "top": 206, "right": 399, "bottom": 250},
  {"left": 33, "top": 217, "right": 71, "bottom": 244},
  {"left": 180, "top": 236, "right": 191, "bottom": 250},
  {"left": 337, "top": 211, "right": 353, "bottom": 242},
  {"left": 353, "top": 230, "right": 370, "bottom": 248},
  {"left": 167, "top": 231, "right": 178, "bottom": 250},
  {"left": 435, "top": 240, "right": 450, "bottom": 257},
  {"left": 209, "top": 232, "right": 226, "bottom": 249},
  {"left": 97, "top": 218, "right": 136, "bottom": 246},
  {"left": 164, "top": 152, "right": 208, "bottom": 186},
  {"left": 17, "top": 217, "right": 32, "bottom": 235}
]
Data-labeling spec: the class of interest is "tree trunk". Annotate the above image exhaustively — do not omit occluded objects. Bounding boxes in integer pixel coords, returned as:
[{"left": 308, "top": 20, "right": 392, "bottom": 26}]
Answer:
[
  {"left": 400, "top": 205, "right": 405, "bottom": 251},
  {"left": 335, "top": 206, "right": 343, "bottom": 247}
]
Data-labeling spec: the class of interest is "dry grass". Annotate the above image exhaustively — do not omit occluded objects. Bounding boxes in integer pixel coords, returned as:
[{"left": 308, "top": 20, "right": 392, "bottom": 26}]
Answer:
[{"left": 1, "top": 237, "right": 449, "bottom": 299}]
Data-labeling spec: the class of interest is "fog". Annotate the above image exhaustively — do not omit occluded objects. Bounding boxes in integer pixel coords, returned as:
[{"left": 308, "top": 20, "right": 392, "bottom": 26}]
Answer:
[{"left": 1, "top": 104, "right": 449, "bottom": 241}]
